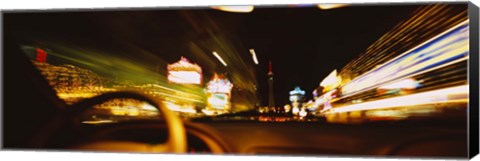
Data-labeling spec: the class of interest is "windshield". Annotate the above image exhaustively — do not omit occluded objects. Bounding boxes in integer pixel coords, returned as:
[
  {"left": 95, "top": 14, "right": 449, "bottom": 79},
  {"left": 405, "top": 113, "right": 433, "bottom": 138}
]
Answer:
[{"left": 5, "top": 3, "right": 469, "bottom": 124}]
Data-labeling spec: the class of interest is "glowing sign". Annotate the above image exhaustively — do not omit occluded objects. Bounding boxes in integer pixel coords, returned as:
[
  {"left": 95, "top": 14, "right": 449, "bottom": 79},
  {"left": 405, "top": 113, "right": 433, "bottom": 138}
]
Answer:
[
  {"left": 206, "top": 74, "right": 233, "bottom": 94},
  {"left": 206, "top": 74, "right": 233, "bottom": 111},
  {"left": 167, "top": 57, "right": 202, "bottom": 84},
  {"left": 168, "top": 71, "right": 202, "bottom": 84},
  {"left": 208, "top": 94, "right": 229, "bottom": 109}
]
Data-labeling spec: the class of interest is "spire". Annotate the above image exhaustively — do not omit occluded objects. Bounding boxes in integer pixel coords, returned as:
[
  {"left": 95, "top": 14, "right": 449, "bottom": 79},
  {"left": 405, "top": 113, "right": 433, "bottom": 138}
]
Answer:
[{"left": 268, "top": 61, "right": 273, "bottom": 75}]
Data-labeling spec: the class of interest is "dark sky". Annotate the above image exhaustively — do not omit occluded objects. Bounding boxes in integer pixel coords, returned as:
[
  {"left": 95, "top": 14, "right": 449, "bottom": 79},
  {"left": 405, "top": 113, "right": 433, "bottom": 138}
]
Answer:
[{"left": 4, "top": 4, "right": 422, "bottom": 106}]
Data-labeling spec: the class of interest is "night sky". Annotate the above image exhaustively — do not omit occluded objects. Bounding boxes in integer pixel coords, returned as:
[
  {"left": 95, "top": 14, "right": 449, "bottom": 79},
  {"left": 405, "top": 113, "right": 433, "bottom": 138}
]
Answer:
[{"left": 4, "top": 4, "right": 422, "bottom": 106}]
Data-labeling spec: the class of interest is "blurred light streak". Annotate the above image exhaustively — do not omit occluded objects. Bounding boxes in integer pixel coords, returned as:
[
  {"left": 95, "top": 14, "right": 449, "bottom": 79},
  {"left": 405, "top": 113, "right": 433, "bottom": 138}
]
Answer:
[
  {"left": 249, "top": 49, "right": 259, "bottom": 65},
  {"left": 327, "top": 85, "right": 468, "bottom": 114},
  {"left": 378, "top": 78, "right": 420, "bottom": 90},
  {"left": 212, "top": 51, "right": 228, "bottom": 67},
  {"left": 365, "top": 110, "right": 408, "bottom": 119},
  {"left": 146, "top": 84, "right": 202, "bottom": 99},
  {"left": 339, "top": 5, "right": 467, "bottom": 84},
  {"left": 82, "top": 120, "right": 116, "bottom": 124},
  {"left": 164, "top": 102, "right": 197, "bottom": 113},
  {"left": 57, "top": 92, "right": 101, "bottom": 99},
  {"left": 317, "top": 4, "right": 348, "bottom": 10},
  {"left": 210, "top": 6, "right": 254, "bottom": 13},
  {"left": 320, "top": 70, "right": 341, "bottom": 92},
  {"left": 152, "top": 91, "right": 203, "bottom": 103},
  {"left": 341, "top": 20, "right": 469, "bottom": 96},
  {"left": 181, "top": 12, "right": 259, "bottom": 110}
]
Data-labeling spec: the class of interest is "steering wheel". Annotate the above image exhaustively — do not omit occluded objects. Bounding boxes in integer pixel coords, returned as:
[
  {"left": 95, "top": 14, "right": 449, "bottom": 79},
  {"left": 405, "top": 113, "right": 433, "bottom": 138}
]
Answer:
[{"left": 36, "top": 91, "right": 187, "bottom": 153}]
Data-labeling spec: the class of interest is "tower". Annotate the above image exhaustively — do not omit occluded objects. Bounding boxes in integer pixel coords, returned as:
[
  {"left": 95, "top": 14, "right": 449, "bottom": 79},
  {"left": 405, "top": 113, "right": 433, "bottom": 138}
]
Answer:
[{"left": 268, "top": 61, "right": 275, "bottom": 108}]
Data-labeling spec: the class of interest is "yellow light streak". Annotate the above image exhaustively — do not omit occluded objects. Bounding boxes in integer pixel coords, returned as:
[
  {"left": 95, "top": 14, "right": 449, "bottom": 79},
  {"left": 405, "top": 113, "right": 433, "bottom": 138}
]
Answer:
[
  {"left": 82, "top": 120, "right": 116, "bottom": 124},
  {"left": 151, "top": 91, "right": 203, "bottom": 103},
  {"left": 163, "top": 101, "right": 197, "bottom": 113},
  {"left": 140, "top": 84, "right": 202, "bottom": 99}
]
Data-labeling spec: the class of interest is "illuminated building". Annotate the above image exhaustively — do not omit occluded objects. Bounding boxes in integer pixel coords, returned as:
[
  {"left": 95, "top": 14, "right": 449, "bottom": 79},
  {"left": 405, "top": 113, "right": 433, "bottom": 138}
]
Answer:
[
  {"left": 321, "top": 17, "right": 469, "bottom": 122},
  {"left": 267, "top": 61, "right": 275, "bottom": 108},
  {"left": 341, "top": 21, "right": 468, "bottom": 96},
  {"left": 289, "top": 86, "right": 305, "bottom": 115},
  {"left": 205, "top": 74, "right": 234, "bottom": 114},
  {"left": 338, "top": 4, "right": 467, "bottom": 84},
  {"left": 165, "top": 57, "right": 207, "bottom": 115},
  {"left": 167, "top": 57, "right": 203, "bottom": 85},
  {"left": 32, "top": 61, "right": 113, "bottom": 104},
  {"left": 289, "top": 86, "right": 306, "bottom": 103}
]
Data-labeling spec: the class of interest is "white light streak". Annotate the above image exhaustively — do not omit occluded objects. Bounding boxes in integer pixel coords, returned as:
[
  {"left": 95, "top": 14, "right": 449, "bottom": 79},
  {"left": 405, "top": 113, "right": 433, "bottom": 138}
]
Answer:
[
  {"left": 249, "top": 49, "right": 259, "bottom": 65},
  {"left": 326, "top": 85, "right": 468, "bottom": 114},
  {"left": 341, "top": 20, "right": 469, "bottom": 96},
  {"left": 212, "top": 51, "right": 228, "bottom": 67},
  {"left": 378, "top": 78, "right": 420, "bottom": 89}
]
